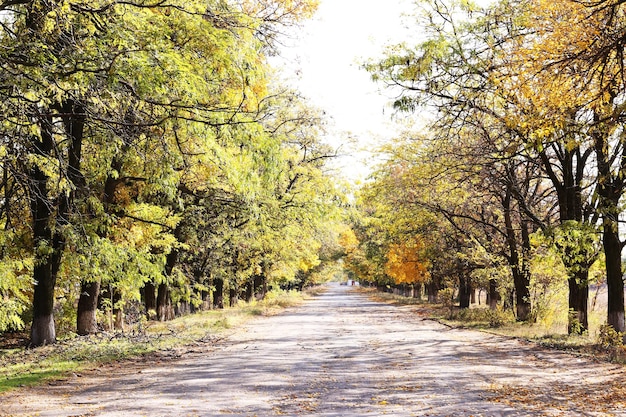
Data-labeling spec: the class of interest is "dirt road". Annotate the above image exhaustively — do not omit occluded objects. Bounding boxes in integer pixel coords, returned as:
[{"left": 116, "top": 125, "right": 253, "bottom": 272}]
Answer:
[{"left": 2, "top": 284, "right": 626, "bottom": 416}]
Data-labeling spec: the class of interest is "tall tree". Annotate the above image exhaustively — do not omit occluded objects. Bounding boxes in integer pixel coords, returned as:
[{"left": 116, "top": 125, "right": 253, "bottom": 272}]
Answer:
[
  {"left": 490, "top": 0, "right": 624, "bottom": 332},
  {"left": 365, "top": 0, "right": 605, "bottom": 332},
  {"left": 0, "top": 0, "right": 320, "bottom": 345}
]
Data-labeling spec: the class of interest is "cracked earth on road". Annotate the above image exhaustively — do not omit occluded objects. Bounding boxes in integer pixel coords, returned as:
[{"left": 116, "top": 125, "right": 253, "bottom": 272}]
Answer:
[{"left": 1, "top": 283, "right": 625, "bottom": 416}]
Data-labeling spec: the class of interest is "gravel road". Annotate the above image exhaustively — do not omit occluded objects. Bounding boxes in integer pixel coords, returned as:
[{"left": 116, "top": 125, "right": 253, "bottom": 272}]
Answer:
[{"left": 2, "top": 284, "right": 625, "bottom": 416}]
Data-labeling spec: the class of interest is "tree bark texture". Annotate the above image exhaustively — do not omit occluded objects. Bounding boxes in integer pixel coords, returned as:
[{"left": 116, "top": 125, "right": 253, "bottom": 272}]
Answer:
[
  {"left": 458, "top": 275, "right": 471, "bottom": 309},
  {"left": 29, "top": 116, "right": 59, "bottom": 347},
  {"left": 603, "top": 220, "right": 625, "bottom": 332},
  {"left": 245, "top": 279, "right": 254, "bottom": 302},
  {"left": 77, "top": 280, "right": 101, "bottom": 335},
  {"left": 568, "top": 269, "right": 589, "bottom": 334},
  {"left": 156, "top": 283, "right": 173, "bottom": 321},
  {"left": 503, "top": 189, "right": 532, "bottom": 321},
  {"left": 143, "top": 281, "right": 157, "bottom": 318},
  {"left": 593, "top": 117, "right": 625, "bottom": 332},
  {"left": 229, "top": 287, "right": 238, "bottom": 307},
  {"left": 539, "top": 145, "right": 592, "bottom": 333},
  {"left": 213, "top": 277, "right": 224, "bottom": 309},
  {"left": 157, "top": 249, "right": 179, "bottom": 321},
  {"left": 112, "top": 288, "right": 124, "bottom": 331},
  {"left": 488, "top": 279, "right": 500, "bottom": 310}
]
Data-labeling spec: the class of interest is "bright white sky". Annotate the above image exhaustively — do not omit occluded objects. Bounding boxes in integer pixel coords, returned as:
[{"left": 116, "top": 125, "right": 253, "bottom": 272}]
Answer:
[{"left": 273, "top": 0, "right": 417, "bottom": 182}]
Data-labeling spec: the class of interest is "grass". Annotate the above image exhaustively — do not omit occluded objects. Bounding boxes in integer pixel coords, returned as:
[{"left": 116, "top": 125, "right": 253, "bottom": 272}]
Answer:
[
  {"left": 359, "top": 287, "right": 624, "bottom": 363},
  {"left": 0, "top": 288, "right": 314, "bottom": 394}
]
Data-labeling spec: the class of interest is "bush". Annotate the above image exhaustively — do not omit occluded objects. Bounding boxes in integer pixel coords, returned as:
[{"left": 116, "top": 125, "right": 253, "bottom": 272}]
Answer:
[
  {"left": 596, "top": 324, "right": 626, "bottom": 361},
  {"left": 438, "top": 288, "right": 456, "bottom": 317}
]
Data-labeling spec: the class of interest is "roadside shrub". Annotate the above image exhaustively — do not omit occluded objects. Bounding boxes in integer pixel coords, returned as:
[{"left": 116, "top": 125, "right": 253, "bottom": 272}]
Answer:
[
  {"left": 262, "top": 289, "right": 303, "bottom": 309},
  {"left": 438, "top": 288, "right": 456, "bottom": 317},
  {"left": 596, "top": 324, "right": 626, "bottom": 361}
]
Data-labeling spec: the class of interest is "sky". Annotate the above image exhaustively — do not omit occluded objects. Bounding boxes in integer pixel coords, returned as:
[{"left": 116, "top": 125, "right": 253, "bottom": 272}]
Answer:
[{"left": 273, "top": 0, "right": 417, "bottom": 182}]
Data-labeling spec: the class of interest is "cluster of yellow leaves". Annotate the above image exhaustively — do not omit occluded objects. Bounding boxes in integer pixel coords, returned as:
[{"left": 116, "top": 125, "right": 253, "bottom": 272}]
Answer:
[
  {"left": 338, "top": 228, "right": 359, "bottom": 253},
  {"left": 240, "top": 0, "right": 319, "bottom": 21},
  {"left": 384, "top": 237, "right": 431, "bottom": 285},
  {"left": 493, "top": 0, "right": 620, "bottom": 129}
]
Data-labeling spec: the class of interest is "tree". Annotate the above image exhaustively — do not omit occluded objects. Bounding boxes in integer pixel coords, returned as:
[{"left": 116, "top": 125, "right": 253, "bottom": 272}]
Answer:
[
  {"left": 364, "top": 0, "right": 611, "bottom": 332},
  {"left": 0, "top": 0, "right": 321, "bottom": 345},
  {"left": 489, "top": 0, "right": 625, "bottom": 332}
]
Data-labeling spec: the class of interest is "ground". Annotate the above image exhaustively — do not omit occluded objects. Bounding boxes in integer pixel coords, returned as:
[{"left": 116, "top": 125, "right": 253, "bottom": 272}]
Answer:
[{"left": 1, "top": 284, "right": 625, "bottom": 416}]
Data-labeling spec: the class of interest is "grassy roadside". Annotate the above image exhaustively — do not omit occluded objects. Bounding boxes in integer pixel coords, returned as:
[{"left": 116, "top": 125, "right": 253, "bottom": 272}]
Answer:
[
  {"left": 0, "top": 288, "right": 323, "bottom": 394},
  {"left": 360, "top": 287, "right": 626, "bottom": 364}
]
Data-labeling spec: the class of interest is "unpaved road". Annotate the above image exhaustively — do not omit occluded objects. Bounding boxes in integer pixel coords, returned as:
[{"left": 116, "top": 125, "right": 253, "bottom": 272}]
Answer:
[{"left": 2, "top": 284, "right": 626, "bottom": 416}]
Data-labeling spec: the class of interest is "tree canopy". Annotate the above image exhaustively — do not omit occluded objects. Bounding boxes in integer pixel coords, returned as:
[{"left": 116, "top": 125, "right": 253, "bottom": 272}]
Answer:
[{"left": 344, "top": 0, "right": 626, "bottom": 336}]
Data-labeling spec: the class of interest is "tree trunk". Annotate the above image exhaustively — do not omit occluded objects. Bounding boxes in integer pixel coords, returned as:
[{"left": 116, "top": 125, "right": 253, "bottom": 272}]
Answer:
[
  {"left": 143, "top": 281, "right": 157, "bottom": 318},
  {"left": 229, "top": 286, "right": 238, "bottom": 307},
  {"left": 30, "top": 225, "right": 58, "bottom": 346},
  {"left": 175, "top": 301, "right": 190, "bottom": 317},
  {"left": 112, "top": 288, "right": 124, "bottom": 331},
  {"left": 157, "top": 249, "right": 179, "bottom": 321},
  {"left": 156, "top": 283, "right": 172, "bottom": 321},
  {"left": 516, "top": 221, "right": 533, "bottom": 321},
  {"left": 29, "top": 116, "right": 60, "bottom": 347},
  {"left": 488, "top": 278, "right": 500, "bottom": 310},
  {"left": 458, "top": 275, "right": 471, "bottom": 309},
  {"left": 77, "top": 280, "right": 101, "bottom": 335},
  {"left": 593, "top": 116, "right": 625, "bottom": 332},
  {"left": 514, "top": 276, "right": 532, "bottom": 322},
  {"left": 568, "top": 269, "right": 589, "bottom": 334},
  {"left": 213, "top": 277, "right": 224, "bottom": 309},
  {"left": 254, "top": 274, "right": 266, "bottom": 300},
  {"left": 201, "top": 290, "right": 211, "bottom": 310},
  {"left": 427, "top": 282, "right": 438, "bottom": 303},
  {"left": 114, "top": 308, "right": 124, "bottom": 331},
  {"left": 604, "top": 220, "right": 625, "bottom": 332},
  {"left": 537, "top": 144, "right": 595, "bottom": 333},
  {"left": 30, "top": 230, "right": 60, "bottom": 346},
  {"left": 503, "top": 189, "right": 532, "bottom": 321},
  {"left": 245, "top": 279, "right": 254, "bottom": 302},
  {"left": 78, "top": 149, "right": 121, "bottom": 329}
]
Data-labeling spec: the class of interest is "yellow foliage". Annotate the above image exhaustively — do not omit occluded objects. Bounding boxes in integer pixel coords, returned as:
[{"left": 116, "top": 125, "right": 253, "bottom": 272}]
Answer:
[
  {"left": 384, "top": 237, "right": 430, "bottom": 285},
  {"left": 240, "top": 0, "right": 319, "bottom": 21},
  {"left": 338, "top": 228, "right": 359, "bottom": 253},
  {"left": 492, "top": 0, "right": 619, "bottom": 130}
]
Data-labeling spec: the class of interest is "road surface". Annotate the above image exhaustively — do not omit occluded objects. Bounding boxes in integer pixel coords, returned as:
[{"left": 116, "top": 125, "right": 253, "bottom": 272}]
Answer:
[{"left": 1, "top": 284, "right": 625, "bottom": 416}]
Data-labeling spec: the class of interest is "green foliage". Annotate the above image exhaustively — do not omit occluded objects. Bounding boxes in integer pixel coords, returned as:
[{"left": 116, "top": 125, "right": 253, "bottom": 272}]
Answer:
[
  {"left": 544, "top": 222, "right": 600, "bottom": 276},
  {"left": 528, "top": 240, "right": 569, "bottom": 329},
  {"left": 358, "top": 0, "right": 626, "bottom": 336},
  {"left": 596, "top": 324, "right": 626, "bottom": 362},
  {"left": 0, "top": 236, "right": 32, "bottom": 332},
  {"left": 438, "top": 287, "right": 456, "bottom": 316},
  {"left": 597, "top": 324, "right": 625, "bottom": 350},
  {"left": 0, "top": 0, "right": 338, "bottom": 342}
]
